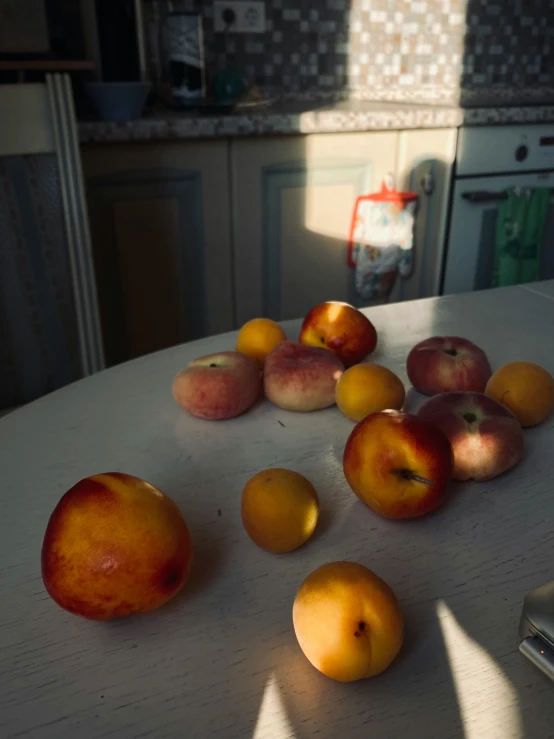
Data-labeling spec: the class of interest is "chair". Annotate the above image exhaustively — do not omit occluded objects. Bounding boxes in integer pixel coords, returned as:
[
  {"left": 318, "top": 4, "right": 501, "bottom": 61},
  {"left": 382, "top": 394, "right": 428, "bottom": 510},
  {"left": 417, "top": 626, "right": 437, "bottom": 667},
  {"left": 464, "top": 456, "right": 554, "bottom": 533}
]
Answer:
[{"left": 0, "top": 74, "right": 104, "bottom": 410}]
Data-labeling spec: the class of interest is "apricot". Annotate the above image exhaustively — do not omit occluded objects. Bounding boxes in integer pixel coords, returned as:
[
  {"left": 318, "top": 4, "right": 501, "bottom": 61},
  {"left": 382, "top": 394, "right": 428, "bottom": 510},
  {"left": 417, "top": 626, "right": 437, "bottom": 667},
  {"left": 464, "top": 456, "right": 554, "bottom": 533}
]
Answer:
[
  {"left": 241, "top": 468, "right": 319, "bottom": 553},
  {"left": 336, "top": 363, "right": 405, "bottom": 422},
  {"left": 293, "top": 561, "right": 403, "bottom": 682},
  {"left": 236, "top": 318, "right": 287, "bottom": 366},
  {"left": 485, "top": 361, "right": 554, "bottom": 427}
]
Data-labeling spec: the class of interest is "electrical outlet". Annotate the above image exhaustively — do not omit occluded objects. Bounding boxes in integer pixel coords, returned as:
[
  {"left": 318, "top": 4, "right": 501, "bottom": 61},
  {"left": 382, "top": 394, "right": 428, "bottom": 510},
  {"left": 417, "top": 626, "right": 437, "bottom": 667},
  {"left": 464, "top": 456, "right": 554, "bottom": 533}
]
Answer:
[{"left": 214, "top": 1, "right": 265, "bottom": 33}]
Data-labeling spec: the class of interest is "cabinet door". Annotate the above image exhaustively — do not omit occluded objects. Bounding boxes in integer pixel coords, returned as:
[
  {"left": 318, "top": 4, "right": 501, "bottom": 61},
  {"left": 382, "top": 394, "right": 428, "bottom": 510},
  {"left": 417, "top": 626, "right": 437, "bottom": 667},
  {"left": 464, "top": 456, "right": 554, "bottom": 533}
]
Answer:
[
  {"left": 390, "top": 129, "right": 458, "bottom": 302},
  {"left": 82, "top": 141, "right": 233, "bottom": 365},
  {"left": 231, "top": 132, "right": 398, "bottom": 324}
]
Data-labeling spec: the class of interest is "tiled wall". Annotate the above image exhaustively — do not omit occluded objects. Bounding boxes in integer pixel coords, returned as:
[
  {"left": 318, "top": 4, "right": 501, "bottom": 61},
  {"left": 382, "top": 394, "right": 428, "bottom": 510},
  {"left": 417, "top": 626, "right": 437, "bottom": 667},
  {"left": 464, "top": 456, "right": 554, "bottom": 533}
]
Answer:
[
  {"left": 161, "top": 0, "right": 554, "bottom": 98},
  {"left": 462, "top": 2, "right": 553, "bottom": 88}
]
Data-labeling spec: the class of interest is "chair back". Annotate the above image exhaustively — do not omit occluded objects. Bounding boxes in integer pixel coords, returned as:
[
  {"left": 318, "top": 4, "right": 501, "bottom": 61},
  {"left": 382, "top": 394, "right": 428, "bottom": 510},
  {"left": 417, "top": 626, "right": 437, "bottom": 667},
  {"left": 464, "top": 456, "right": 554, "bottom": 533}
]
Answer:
[{"left": 0, "top": 75, "right": 104, "bottom": 409}]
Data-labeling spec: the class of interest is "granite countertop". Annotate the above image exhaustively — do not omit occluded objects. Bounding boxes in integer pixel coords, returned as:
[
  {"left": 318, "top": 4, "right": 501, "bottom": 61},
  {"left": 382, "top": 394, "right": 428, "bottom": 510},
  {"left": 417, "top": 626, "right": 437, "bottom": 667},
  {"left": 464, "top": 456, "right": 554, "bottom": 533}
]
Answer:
[{"left": 78, "top": 91, "right": 554, "bottom": 144}]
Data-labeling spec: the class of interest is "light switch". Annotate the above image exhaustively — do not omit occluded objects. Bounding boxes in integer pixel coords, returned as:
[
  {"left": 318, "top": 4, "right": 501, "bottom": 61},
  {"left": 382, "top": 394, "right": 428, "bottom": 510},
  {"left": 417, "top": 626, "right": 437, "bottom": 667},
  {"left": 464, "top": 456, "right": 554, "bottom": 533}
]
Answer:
[{"left": 214, "top": 1, "right": 265, "bottom": 34}]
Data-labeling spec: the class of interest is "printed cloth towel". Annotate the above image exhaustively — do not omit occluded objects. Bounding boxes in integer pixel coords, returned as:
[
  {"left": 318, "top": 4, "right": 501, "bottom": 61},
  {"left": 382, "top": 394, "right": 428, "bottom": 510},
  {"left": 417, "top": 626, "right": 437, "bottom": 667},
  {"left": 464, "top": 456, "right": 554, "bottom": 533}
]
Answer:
[
  {"left": 493, "top": 187, "right": 550, "bottom": 287},
  {"left": 348, "top": 177, "right": 418, "bottom": 300}
]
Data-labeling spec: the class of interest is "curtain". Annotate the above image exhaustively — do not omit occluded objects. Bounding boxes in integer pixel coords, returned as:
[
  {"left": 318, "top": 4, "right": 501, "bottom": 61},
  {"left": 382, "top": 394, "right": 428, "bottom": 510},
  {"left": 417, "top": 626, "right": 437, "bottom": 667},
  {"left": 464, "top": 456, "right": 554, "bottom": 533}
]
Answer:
[{"left": 0, "top": 154, "right": 81, "bottom": 409}]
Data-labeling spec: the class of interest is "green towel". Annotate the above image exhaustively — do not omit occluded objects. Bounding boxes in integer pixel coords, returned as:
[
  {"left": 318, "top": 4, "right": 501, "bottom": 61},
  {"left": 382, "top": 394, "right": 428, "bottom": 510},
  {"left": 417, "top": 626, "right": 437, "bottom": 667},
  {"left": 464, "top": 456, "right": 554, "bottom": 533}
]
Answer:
[{"left": 493, "top": 187, "right": 550, "bottom": 287}]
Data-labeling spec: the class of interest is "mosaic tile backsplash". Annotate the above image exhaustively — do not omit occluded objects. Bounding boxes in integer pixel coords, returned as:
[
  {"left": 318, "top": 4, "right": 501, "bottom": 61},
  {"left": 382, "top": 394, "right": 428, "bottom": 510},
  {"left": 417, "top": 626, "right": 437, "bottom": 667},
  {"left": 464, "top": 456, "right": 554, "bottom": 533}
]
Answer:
[{"left": 161, "top": 0, "right": 554, "bottom": 99}]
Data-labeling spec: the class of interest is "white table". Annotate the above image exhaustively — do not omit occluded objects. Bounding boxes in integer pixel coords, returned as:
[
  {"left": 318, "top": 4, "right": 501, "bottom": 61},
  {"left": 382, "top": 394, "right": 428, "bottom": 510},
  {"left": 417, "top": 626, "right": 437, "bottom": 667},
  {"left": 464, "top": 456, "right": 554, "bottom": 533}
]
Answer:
[{"left": 2, "top": 283, "right": 554, "bottom": 739}]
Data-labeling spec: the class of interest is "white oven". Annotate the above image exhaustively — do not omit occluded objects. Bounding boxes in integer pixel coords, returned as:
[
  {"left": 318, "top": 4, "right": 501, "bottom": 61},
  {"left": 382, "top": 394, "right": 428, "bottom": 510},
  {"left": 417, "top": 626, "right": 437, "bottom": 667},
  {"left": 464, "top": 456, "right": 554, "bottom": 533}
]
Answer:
[{"left": 443, "top": 124, "right": 554, "bottom": 294}]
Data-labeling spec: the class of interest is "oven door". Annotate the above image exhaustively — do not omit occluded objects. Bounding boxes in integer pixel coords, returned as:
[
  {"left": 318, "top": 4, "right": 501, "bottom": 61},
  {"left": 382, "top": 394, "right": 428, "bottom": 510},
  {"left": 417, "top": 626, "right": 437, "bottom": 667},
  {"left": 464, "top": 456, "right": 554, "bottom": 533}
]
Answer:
[{"left": 443, "top": 171, "right": 554, "bottom": 294}]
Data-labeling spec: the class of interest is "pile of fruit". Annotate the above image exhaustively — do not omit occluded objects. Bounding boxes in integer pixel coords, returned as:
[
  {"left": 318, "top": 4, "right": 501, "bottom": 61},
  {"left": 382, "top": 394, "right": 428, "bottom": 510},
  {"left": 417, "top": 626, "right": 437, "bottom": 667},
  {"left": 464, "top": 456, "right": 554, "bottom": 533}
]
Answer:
[{"left": 41, "top": 301, "right": 554, "bottom": 683}]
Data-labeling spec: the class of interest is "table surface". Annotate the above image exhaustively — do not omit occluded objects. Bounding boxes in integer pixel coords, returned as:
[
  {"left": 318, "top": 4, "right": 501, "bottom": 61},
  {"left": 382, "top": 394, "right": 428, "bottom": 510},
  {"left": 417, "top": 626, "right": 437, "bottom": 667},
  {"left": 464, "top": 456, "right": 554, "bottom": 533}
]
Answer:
[{"left": 2, "top": 282, "right": 554, "bottom": 739}]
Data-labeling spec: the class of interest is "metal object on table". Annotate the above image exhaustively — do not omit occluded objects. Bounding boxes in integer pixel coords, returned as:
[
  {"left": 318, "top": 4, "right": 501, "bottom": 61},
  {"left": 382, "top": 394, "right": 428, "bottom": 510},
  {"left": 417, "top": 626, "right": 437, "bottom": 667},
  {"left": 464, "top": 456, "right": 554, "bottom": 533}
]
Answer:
[{"left": 520, "top": 581, "right": 554, "bottom": 682}]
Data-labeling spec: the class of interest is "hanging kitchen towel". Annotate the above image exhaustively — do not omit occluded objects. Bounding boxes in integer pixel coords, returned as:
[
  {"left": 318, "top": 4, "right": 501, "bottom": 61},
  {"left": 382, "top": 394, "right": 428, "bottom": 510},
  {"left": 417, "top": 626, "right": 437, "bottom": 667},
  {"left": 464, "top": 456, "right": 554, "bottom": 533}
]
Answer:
[
  {"left": 348, "top": 176, "right": 418, "bottom": 300},
  {"left": 493, "top": 187, "right": 550, "bottom": 287}
]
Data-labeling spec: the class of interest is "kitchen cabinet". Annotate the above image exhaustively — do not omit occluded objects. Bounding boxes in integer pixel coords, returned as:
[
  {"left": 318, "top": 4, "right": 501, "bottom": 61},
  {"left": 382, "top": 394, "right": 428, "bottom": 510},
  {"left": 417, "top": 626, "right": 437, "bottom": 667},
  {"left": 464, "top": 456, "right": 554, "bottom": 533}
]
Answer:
[
  {"left": 82, "top": 128, "right": 457, "bottom": 361},
  {"left": 231, "top": 132, "right": 397, "bottom": 324},
  {"left": 231, "top": 129, "right": 457, "bottom": 325},
  {"left": 82, "top": 141, "right": 234, "bottom": 365},
  {"left": 390, "top": 129, "right": 458, "bottom": 302}
]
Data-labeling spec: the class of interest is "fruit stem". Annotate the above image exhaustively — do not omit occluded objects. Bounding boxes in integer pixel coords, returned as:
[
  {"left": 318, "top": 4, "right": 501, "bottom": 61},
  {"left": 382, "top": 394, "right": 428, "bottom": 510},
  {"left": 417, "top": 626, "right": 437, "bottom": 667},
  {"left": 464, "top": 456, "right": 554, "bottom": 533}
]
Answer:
[
  {"left": 394, "top": 468, "right": 434, "bottom": 485},
  {"left": 411, "top": 474, "right": 434, "bottom": 485}
]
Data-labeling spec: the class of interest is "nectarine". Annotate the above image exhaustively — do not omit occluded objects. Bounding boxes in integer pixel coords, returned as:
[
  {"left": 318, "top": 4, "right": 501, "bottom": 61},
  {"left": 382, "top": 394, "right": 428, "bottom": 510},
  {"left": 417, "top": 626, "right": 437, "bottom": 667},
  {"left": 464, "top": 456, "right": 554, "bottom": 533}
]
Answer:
[
  {"left": 299, "top": 301, "right": 377, "bottom": 367},
  {"left": 343, "top": 410, "right": 453, "bottom": 519},
  {"left": 42, "top": 472, "right": 192, "bottom": 620}
]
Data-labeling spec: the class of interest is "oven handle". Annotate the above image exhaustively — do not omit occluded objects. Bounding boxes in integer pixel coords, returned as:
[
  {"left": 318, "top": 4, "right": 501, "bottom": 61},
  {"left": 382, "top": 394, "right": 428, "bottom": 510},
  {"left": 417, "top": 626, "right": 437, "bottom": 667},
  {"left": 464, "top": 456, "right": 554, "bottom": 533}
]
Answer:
[
  {"left": 462, "top": 188, "right": 554, "bottom": 203},
  {"left": 461, "top": 190, "right": 509, "bottom": 203}
]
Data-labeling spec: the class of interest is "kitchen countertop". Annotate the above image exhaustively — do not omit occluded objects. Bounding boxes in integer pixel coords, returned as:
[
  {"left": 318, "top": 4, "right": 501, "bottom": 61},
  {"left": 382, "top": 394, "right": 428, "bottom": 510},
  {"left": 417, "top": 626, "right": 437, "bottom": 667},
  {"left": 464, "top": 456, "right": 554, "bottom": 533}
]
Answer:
[
  {"left": 2, "top": 281, "right": 554, "bottom": 739},
  {"left": 78, "top": 95, "right": 554, "bottom": 144}
]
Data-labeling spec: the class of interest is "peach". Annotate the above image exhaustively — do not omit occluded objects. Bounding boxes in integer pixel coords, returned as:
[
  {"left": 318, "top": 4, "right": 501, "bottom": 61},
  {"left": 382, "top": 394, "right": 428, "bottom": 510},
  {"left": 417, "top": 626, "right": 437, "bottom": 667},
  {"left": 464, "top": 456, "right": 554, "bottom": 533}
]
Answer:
[
  {"left": 173, "top": 351, "right": 261, "bottom": 420},
  {"left": 299, "top": 301, "right": 377, "bottom": 368},
  {"left": 293, "top": 561, "right": 403, "bottom": 682},
  {"left": 485, "top": 361, "right": 554, "bottom": 428},
  {"left": 418, "top": 392, "right": 524, "bottom": 481},
  {"left": 343, "top": 409, "right": 453, "bottom": 519},
  {"left": 41, "top": 472, "right": 192, "bottom": 620},
  {"left": 264, "top": 341, "right": 344, "bottom": 412},
  {"left": 336, "top": 363, "right": 405, "bottom": 422},
  {"left": 406, "top": 336, "right": 492, "bottom": 396},
  {"left": 241, "top": 468, "right": 319, "bottom": 553}
]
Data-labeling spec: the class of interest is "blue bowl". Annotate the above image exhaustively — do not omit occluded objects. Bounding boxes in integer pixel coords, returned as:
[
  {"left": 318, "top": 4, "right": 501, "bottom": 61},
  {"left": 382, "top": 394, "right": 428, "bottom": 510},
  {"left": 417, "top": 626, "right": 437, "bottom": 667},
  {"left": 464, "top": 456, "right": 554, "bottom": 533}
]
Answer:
[{"left": 86, "top": 82, "right": 151, "bottom": 122}]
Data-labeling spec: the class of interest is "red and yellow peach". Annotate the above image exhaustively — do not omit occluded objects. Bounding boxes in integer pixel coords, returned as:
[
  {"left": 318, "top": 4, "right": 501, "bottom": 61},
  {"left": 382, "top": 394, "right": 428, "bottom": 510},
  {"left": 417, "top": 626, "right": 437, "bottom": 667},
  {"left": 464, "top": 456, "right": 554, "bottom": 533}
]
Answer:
[
  {"left": 264, "top": 341, "right": 344, "bottom": 412},
  {"left": 42, "top": 472, "right": 192, "bottom": 620},
  {"left": 173, "top": 351, "right": 261, "bottom": 420}
]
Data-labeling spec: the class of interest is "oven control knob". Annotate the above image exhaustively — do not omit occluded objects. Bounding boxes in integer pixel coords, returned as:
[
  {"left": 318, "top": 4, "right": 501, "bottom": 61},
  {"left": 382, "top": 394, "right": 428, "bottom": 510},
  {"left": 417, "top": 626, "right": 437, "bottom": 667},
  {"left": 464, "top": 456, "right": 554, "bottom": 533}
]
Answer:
[{"left": 515, "top": 145, "right": 529, "bottom": 162}]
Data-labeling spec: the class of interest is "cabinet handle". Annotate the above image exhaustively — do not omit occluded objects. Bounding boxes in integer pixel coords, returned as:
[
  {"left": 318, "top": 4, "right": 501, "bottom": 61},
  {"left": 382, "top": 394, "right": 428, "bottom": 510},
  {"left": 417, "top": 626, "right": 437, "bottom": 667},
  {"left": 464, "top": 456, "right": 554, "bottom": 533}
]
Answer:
[{"left": 420, "top": 168, "right": 434, "bottom": 196}]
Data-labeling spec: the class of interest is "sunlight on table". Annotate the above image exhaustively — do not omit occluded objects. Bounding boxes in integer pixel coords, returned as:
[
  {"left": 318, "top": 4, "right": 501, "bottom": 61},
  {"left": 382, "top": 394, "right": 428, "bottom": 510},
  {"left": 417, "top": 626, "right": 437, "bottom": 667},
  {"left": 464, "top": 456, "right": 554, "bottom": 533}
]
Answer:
[
  {"left": 437, "top": 600, "right": 522, "bottom": 739},
  {"left": 252, "top": 672, "right": 295, "bottom": 739}
]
